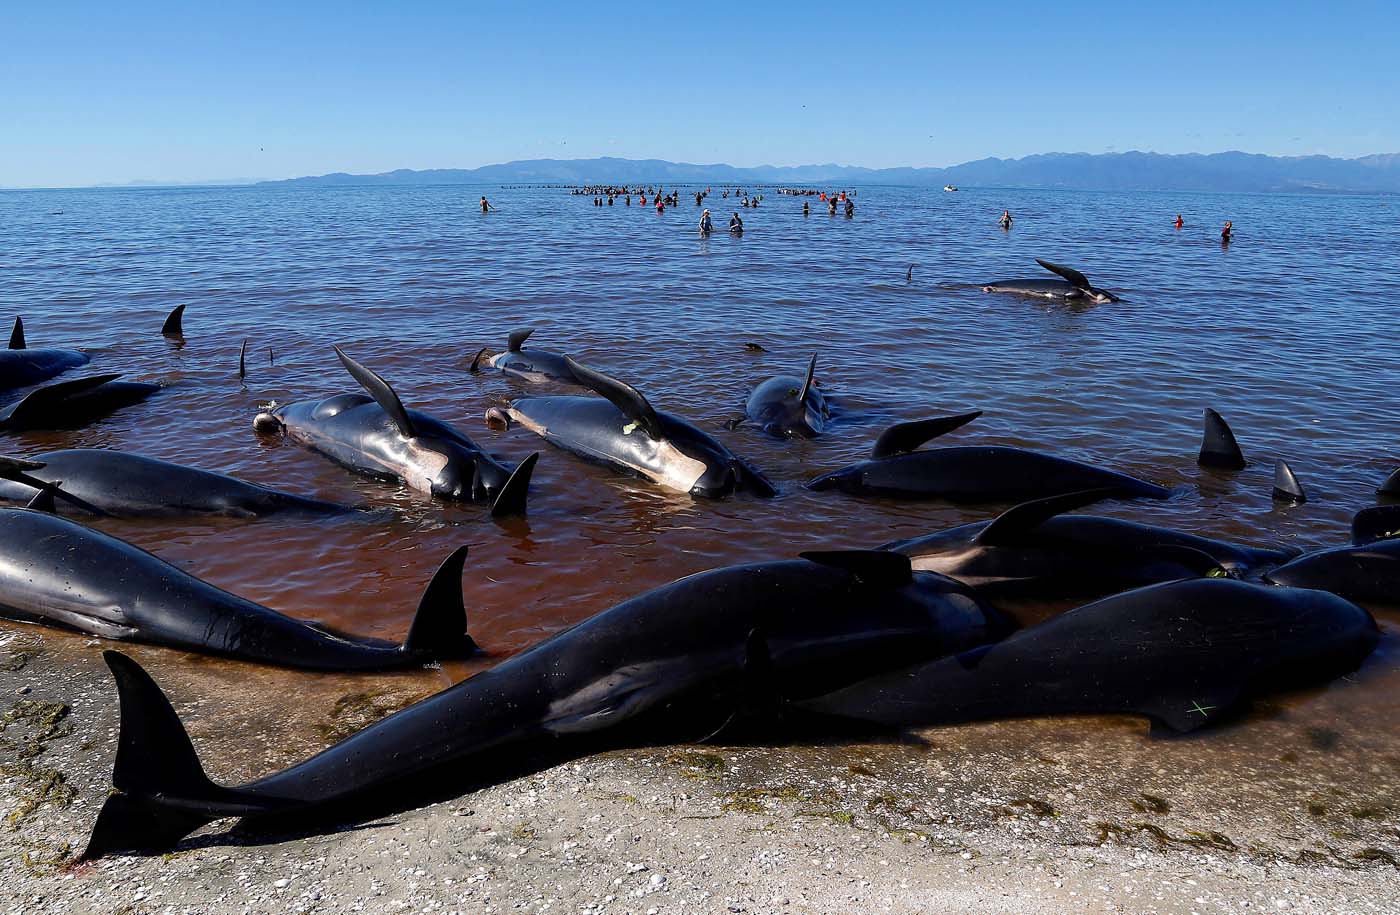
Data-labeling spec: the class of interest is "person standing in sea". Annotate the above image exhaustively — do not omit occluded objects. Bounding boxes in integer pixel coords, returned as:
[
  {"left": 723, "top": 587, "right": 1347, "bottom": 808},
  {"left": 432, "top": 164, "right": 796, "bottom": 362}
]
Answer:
[
  {"left": 1222, "top": 220, "right": 1233, "bottom": 244},
  {"left": 480, "top": 196, "right": 494, "bottom": 213}
]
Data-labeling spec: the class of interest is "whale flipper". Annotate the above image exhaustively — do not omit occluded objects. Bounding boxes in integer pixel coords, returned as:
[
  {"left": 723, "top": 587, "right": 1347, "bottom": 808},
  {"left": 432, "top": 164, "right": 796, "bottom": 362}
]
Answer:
[
  {"left": 798, "top": 353, "right": 817, "bottom": 403},
  {"left": 402, "top": 546, "right": 476, "bottom": 657},
  {"left": 488, "top": 452, "right": 538, "bottom": 518},
  {"left": 870, "top": 411, "right": 982, "bottom": 459},
  {"left": 976, "top": 488, "right": 1124, "bottom": 545},
  {"left": 161, "top": 304, "right": 186, "bottom": 337},
  {"left": 507, "top": 327, "right": 535, "bottom": 352},
  {"left": 9, "top": 317, "right": 24, "bottom": 350},
  {"left": 24, "top": 482, "right": 58, "bottom": 513},
  {"left": 1198, "top": 408, "right": 1246, "bottom": 470},
  {"left": 333, "top": 346, "right": 417, "bottom": 438},
  {"left": 1035, "top": 259, "right": 1091, "bottom": 291},
  {"left": 1273, "top": 460, "right": 1307, "bottom": 504},
  {"left": 799, "top": 550, "right": 913, "bottom": 587},
  {"left": 564, "top": 356, "right": 664, "bottom": 439},
  {"left": 1138, "top": 684, "right": 1244, "bottom": 734}
]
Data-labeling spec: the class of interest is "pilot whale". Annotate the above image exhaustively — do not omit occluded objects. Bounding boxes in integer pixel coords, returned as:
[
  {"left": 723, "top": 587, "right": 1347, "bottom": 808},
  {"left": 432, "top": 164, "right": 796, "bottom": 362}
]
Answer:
[
  {"left": 255, "top": 347, "right": 537, "bottom": 516},
  {"left": 880, "top": 488, "right": 1297, "bottom": 599},
  {"left": 808, "top": 412, "right": 1170, "bottom": 503},
  {"left": 0, "top": 504, "right": 476, "bottom": 669},
  {"left": 982, "top": 259, "right": 1119, "bottom": 304},
  {"left": 487, "top": 356, "right": 775, "bottom": 498},
  {"left": 798, "top": 578, "right": 1378, "bottom": 734},
  {"left": 82, "top": 551, "right": 1007, "bottom": 857},
  {"left": 1264, "top": 537, "right": 1400, "bottom": 606},
  {"left": 0, "top": 317, "right": 90, "bottom": 392},
  {"left": 744, "top": 353, "right": 829, "bottom": 439},
  {"left": 0, "top": 373, "right": 160, "bottom": 432},
  {"left": 0, "top": 449, "right": 352, "bottom": 518},
  {"left": 470, "top": 327, "right": 579, "bottom": 384}
]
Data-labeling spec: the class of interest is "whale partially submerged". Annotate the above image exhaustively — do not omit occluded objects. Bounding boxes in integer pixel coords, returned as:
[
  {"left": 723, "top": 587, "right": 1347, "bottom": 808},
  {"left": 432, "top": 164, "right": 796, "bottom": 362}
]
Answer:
[
  {"left": 0, "top": 449, "right": 352, "bottom": 518},
  {"left": 255, "top": 347, "right": 537, "bottom": 516},
  {"left": 880, "top": 488, "right": 1297, "bottom": 599},
  {"left": 1264, "top": 537, "right": 1400, "bottom": 606},
  {"left": 82, "top": 551, "right": 1007, "bottom": 857},
  {"left": 799, "top": 578, "right": 1378, "bottom": 733},
  {"left": 744, "top": 353, "right": 829, "bottom": 439},
  {"left": 488, "top": 356, "right": 775, "bottom": 499},
  {"left": 808, "top": 412, "right": 1171, "bottom": 503},
  {"left": 982, "top": 259, "right": 1119, "bottom": 304},
  {"left": 470, "top": 327, "right": 579, "bottom": 384},
  {"left": 0, "top": 373, "right": 160, "bottom": 432},
  {"left": 0, "top": 505, "right": 476, "bottom": 668},
  {"left": 0, "top": 317, "right": 90, "bottom": 392}
]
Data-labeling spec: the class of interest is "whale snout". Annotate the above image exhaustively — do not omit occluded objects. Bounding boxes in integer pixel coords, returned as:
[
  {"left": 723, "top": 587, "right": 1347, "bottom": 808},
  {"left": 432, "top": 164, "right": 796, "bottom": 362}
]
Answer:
[{"left": 252, "top": 412, "right": 284, "bottom": 435}]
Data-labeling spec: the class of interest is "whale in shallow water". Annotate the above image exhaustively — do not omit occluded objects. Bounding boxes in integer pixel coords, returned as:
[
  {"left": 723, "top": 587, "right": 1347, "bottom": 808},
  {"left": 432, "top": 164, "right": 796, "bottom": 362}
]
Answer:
[
  {"left": 0, "top": 449, "right": 352, "bottom": 518},
  {"left": 0, "top": 373, "right": 160, "bottom": 432},
  {"left": 744, "top": 353, "right": 829, "bottom": 439},
  {"left": 255, "top": 347, "right": 537, "bottom": 516},
  {"left": 82, "top": 550, "right": 1007, "bottom": 857},
  {"left": 798, "top": 578, "right": 1378, "bottom": 734},
  {"left": 488, "top": 356, "right": 775, "bottom": 499},
  {"left": 807, "top": 412, "right": 1171, "bottom": 503},
  {"left": 1264, "top": 537, "right": 1400, "bottom": 606},
  {"left": 880, "top": 488, "right": 1298, "bottom": 599},
  {"left": 469, "top": 327, "right": 579, "bottom": 384},
  {"left": 0, "top": 317, "right": 90, "bottom": 392},
  {"left": 982, "top": 260, "right": 1119, "bottom": 304},
  {"left": 0, "top": 505, "right": 476, "bottom": 668}
]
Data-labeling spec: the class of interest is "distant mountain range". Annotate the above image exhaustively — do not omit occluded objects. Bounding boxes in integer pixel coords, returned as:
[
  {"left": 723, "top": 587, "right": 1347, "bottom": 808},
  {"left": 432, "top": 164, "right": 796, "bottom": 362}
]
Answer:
[{"left": 259, "top": 151, "right": 1400, "bottom": 194}]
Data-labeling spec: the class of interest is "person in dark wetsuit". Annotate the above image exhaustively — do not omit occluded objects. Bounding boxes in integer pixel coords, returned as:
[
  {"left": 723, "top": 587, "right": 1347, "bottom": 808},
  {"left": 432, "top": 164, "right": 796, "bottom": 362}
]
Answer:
[
  {"left": 1221, "top": 220, "right": 1233, "bottom": 243},
  {"left": 729, "top": 212, "right": 743, "bottom": 234},
  {"left": 844, "top": 199, "right": 854, "bottom": 218},
  {"left": 480, "top": 196, "right": 494, "bottom": 213},
  {"left": 803, "top": 201, "right": 810, "bottom": 217}
]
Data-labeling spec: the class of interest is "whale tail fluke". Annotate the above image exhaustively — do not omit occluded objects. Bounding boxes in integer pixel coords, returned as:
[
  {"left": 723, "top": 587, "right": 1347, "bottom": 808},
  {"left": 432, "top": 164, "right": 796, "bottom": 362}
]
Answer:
[
  {"left": 489, "top": 452, "right": 538, "bottom": 518},
  {"left": 1197, "top": 408, "right": 1247, "bottom": 470},
  {"left": 1273, "top": 459, "right": 1307, "bottom": 504},
  {"left": 403, "top": 546, "right": 478, "bottom": 658},
  {"left": 83, "top": 651, "right": 231, "bottom": 859}
]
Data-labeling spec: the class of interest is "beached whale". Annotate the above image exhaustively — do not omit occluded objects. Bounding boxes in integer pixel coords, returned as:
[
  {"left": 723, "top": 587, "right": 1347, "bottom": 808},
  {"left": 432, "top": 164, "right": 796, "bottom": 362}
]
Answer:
[
  {"left": 880, "top": 488, "right": 1297, "bottom": 599},
  {"left": 254, "top": 347, "right": 537, "bottom": 516},
  {"left": 744, "top": 353, "right": 829, "bottom": 439},
  {"left": 0, "top": 503, "right": 476, "bottom": 668},
  {"left": 82, "top": 551, "right": 1007, "bottom": 857},
  {"left": 0, "top": 317, "right": 90, "bottom": 392},
  {"left": 0, "top": 449, "right": 352, "bottom": 517},
  {"left": 469, "top": 327, "right": 579, "bottom": 384},
  {"left": 807, "top": 412, "right": 1170, "bottom": 503},
  {"left": 798, "top": 578, "right": 1378, "bottom": 734},
  {"left": 1351, "top": 505, "right": 1400, "bottom": 545},
  {"left": 1264, "top": 538, "right": 1400, "bottom": 606},
  {"left": 982, "top": 259, "right": 1119, "bottom": 304},
  {"left": 0, "top": 374, "right": 160, "bottom": 432},
  {"left": 487, "top": 356, "right": 775, "bottom": 498}
]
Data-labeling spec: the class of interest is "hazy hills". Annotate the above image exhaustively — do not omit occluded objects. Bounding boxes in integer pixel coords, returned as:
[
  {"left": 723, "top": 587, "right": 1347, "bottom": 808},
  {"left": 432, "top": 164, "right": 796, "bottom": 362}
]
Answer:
[{"left": 260, "top": 151, "right": 1400, "bottom": 194}]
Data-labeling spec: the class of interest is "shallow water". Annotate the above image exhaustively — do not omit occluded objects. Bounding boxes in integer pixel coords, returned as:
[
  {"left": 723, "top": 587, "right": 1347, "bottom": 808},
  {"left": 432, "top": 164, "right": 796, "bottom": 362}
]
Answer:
[{"left": 2, "top": 182, "right": 1399, "bottom": 692}]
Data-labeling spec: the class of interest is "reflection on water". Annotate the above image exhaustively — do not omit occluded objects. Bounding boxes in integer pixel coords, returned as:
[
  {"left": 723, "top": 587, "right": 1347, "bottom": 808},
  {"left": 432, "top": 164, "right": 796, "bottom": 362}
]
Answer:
[{"left": 1, "top": 183, "right": 1398, "bottom": 707}]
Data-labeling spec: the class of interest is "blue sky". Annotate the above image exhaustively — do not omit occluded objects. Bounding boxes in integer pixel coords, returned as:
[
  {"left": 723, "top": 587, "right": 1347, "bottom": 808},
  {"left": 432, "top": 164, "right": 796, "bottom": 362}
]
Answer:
[{"left": 3, "top": 0, "right": 1396, "bottom": 187}]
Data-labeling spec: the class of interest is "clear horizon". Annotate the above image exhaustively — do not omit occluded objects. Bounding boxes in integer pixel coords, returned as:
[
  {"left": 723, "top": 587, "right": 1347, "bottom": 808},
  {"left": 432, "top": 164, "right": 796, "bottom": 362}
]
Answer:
[{"left": 4, "top": 1, "right": 1397, "bottom": 188}]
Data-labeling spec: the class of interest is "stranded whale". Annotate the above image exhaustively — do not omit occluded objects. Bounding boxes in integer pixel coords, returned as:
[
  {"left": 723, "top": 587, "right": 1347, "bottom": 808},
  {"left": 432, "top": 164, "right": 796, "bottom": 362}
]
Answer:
[
  {"left": 982, "top": 259, "right": 1119, "bottom": 304},
  {"left": 470, "top": 327, "right": 579, "bottom": 384},
  {"left": 744, "top": 353, "right": 829, "bottom": 439}
]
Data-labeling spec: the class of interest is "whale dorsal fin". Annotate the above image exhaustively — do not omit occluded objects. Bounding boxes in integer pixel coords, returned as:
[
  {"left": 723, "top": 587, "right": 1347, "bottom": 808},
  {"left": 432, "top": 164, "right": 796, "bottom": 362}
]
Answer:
[
  {"left": 468, "top": 346, "right": 490, "bottom": 373},
  {"left": 976, "top": 488, "right": 1124, "bottom": 546},
  {"left": 1036, "top": 259, "right": 1091, "bottom": 290},
  {"left": 161, "top": 304, "right": 186, "bottom": 337},
  {"left": 489, "top": 452, "right": 539, "bottom": 518},
  {"left": 798, "top": 353, "right": 817, "bottom": 403},
  {"left": 564, "top": 356, "right": 663, "bottom": 440},
  {"left": 871, "top": 411, "right": 982, "bottom": 459},
  {"left": 3, "top": 374, "right": 121, "bottom": 428},
  {"left": 800, "top": 550, "right": 912, "bottom": 587},
  {"left": 333, "top": 346, "right": 417, "bottom": 439},
  {"left": 507, "top": 328, "right": 535, "bottom": 352},
  {"left": 402, "top": 545, "right": 477, "bottom": 658},
  {"left": 1198, "top": 408, "right": 1246, "bottom": 470},
  {"left": 1272, "top": 459, "right": 1307, "bottom": 504},
  {"left": 25, "top": 481, "right": 59, "bottom": 513},
  {"left": 238, "top": 340, "right": 247, "bottom": 380},
  {"left": 9, "top": 317, "right": 25, "bottom": 350}
]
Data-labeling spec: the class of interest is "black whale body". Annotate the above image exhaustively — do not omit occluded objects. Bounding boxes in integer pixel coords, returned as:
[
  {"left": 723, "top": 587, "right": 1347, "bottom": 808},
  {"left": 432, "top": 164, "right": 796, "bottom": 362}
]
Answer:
[
  {"left": 745, "top": 353, "right": 829, "bottom": 439},
  {"left": 0, "top": 374, "right": 160, "bottom": 432},
  {"left": 0, "top": 507, "right": 475, "bottom": 669},
  {"left": 1264, "top": 538, "right": 1400, "bottom": 606},
  {"left": 0, "top": 449, "right": 352, "bottom": 518},
  {"left": 798, "top": 578, "right": 1378, "bottom": 734},
  {"left": 0, "top": 317, "right": 90, "bottom": 392},
  {"left": 470, "top": 327, "right": 579, "bottom": 384},
  {"left": 808, "top": 412, "right": 1170, "bottom": 503},
  {"left": 83, "top": 552, "right": 1006, "bottom": 857}
]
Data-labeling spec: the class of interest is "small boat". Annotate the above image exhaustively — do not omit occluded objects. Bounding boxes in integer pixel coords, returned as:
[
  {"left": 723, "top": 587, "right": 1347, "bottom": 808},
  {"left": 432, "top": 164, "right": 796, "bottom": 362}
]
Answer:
[{"left": 943, "top": 184, "right": 958, "bottom": 192}]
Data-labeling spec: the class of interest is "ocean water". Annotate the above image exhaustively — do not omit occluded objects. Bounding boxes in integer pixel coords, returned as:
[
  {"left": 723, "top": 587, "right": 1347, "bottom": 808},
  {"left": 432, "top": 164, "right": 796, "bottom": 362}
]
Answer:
[{"left": 1, "top": 182, "right": 1398, "bottom": 705}]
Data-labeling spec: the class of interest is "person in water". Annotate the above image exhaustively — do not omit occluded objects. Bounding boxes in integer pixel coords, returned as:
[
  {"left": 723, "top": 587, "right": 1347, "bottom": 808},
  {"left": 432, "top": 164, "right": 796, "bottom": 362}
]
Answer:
[
  {"left": 999, "top": 210, "right": 1013, "bottom": 228},
  {"left": 480, "top": 196, "right": 494, "bottom": 213},
  {"left": 729, "top": 212, "right": 743, "bottom": 234},
  {"left": 699, "top": 209, "right": 713, "bottom": 235},
  {"left": 844, "top": 199, "right": 854, "bottom": 218},
  {"left": 1221, "top": 220, "right": 1233, "bottom": 242},
  {"left": 1174, "top": 213, "right": 1184, "bottom": 229},
  {"left": 828, "top": 198, "right": 837, "bottom": 215},
  {"left": 656, "top": 198, "right": 665, "bottom": 214},
  {"left": 803, "top": 201, "right": 810, "bottom": 216}
]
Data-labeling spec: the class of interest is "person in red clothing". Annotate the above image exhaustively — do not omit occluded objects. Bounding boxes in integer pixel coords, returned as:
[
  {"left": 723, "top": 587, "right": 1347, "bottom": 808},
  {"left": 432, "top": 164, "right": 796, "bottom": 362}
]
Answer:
[
  {"left": 656, "top": 198, "right": 664, "bottom": 214},
  {"left": 1174, "top": 213, "right": 1184, "bottom": 229}
]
